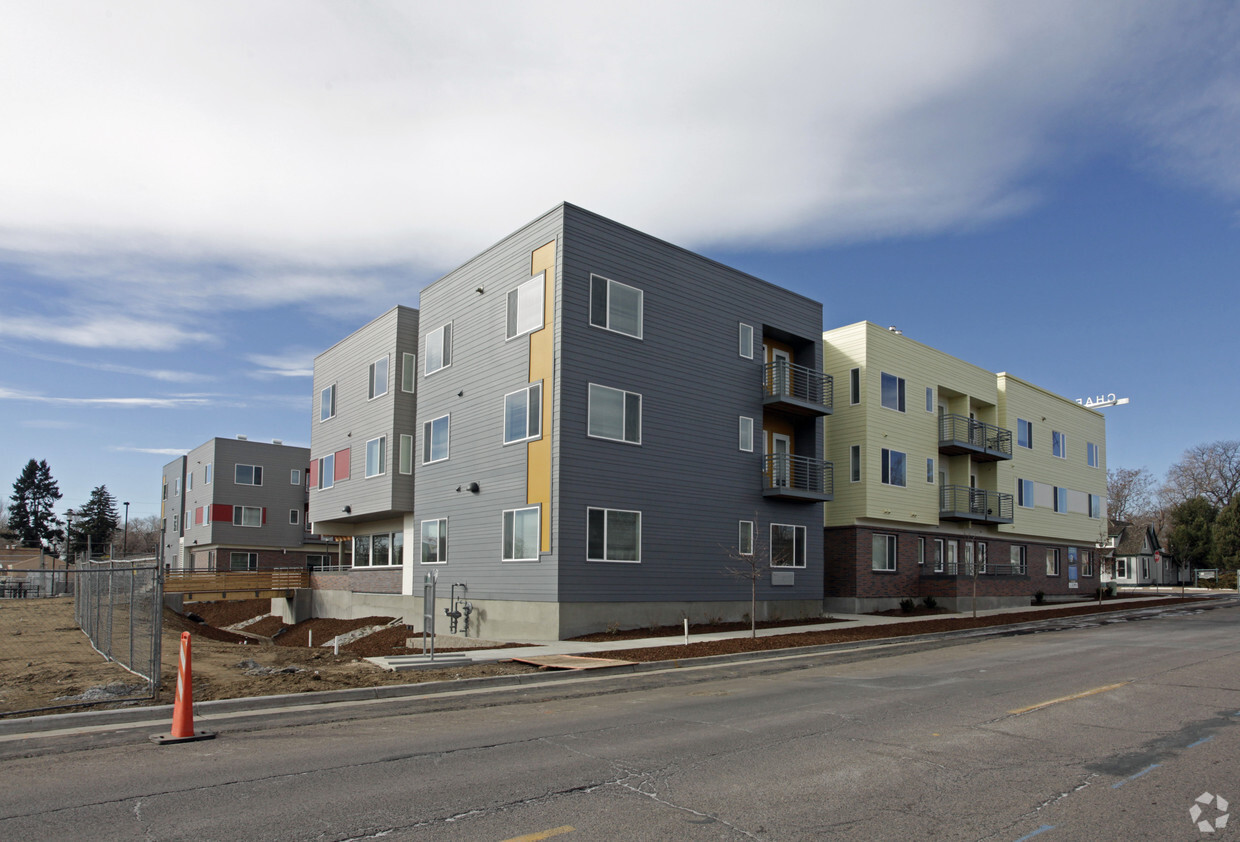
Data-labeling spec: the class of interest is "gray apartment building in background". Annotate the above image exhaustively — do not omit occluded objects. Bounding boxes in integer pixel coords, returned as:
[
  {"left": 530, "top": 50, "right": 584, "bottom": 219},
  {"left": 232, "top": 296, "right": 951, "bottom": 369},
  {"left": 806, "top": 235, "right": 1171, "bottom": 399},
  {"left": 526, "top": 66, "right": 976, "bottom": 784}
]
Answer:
[
  {"left": 304, "top": 204, "right": 833, "bottom": 638},
  {"left": 160, "top": 437, "right": 332, "bottom": 571}
]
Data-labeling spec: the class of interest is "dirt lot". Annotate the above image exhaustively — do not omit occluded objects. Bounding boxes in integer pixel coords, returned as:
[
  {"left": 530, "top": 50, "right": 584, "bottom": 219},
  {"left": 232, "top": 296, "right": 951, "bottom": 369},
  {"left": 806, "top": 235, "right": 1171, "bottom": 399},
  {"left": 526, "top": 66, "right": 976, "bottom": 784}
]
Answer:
[{"left": 0, "top": 594, "right": 1211, "bottom": 718}]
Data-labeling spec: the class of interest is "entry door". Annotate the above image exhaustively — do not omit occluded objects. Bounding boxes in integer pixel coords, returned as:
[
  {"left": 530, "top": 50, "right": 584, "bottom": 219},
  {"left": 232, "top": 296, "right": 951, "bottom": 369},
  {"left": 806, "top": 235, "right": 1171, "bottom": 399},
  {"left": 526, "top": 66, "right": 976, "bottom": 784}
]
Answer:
[{"left": 771, "top": 348, "right": 791, "bottom": 396}]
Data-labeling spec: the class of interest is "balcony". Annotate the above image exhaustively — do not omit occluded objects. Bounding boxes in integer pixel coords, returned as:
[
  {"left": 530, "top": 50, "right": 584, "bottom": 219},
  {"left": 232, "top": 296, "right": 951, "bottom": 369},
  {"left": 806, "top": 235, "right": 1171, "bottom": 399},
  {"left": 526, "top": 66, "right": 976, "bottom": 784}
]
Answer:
[
  {"left": 763, "top": 454, "right": 833, "bottom": 502},
  {"left": 938, "top": 414, "right": 1012, "bottom": 461},
  {"left": 939, "top": 485, "right": 1013, "bottom": 524},
  {"left": 763, "top": 361, "right": 833, "bottom": 416}
]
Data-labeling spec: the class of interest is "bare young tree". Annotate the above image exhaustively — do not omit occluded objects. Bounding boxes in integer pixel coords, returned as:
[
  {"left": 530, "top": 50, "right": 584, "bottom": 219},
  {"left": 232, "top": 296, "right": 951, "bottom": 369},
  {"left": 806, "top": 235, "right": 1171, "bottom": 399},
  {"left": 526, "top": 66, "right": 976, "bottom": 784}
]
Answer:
[
  {"left": 1161, "top": 440, "right": 1240, "bottom": 509},
  {"left": 723, "top": 519, "right": 775, "bottom": 638},
  {"left": 1107, "top": 466, "right": 1156, "bottom": 523}
]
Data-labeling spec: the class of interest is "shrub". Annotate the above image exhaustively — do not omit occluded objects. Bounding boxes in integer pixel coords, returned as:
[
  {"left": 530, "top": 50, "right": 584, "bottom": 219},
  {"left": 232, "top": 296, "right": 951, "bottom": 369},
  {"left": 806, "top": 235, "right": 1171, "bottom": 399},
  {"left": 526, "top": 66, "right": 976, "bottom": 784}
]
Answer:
[
  {"left": 899, "top": 598, "right": 916, "bottom": 613},
  {"left": 921, "top": 596, "right": 937, "bottom": 610},
  {"left": 1033, "top": 590, "right": 1046, "bottom": 605}
]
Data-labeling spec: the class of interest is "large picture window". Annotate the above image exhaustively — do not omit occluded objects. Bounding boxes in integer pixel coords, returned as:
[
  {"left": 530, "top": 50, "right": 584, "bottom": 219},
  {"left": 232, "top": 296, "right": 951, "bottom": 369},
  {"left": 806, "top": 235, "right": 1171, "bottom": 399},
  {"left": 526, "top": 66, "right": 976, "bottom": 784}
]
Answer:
[
  {"left": 502, "top": 507, "right": 540, "bottom": 561},
  {"left": 353, "top": 531, "right": 403, "bottom": 567},
  {"left": 423, "top": 415, "right": 450, "bottom": 464},
  {"left": 507, "top": 273, "right": 545, "bottom": 339},
  {"left": 504, "top": 383, "right": 543, "bottom": 445},
  {"left": 770, "top": 523, "right": 806, "bottom": 568},
  {"left": 588, "top": 384, "right": 641, "bottom": 444},
  {"left": 872, "top": 534, "right": 897, "bottom": 571},
  {"left": 233, "top": 506, "right": 262, "bottom": 527},
  {"left": 425, "top": 323, "right": 452, "bottom": 374},
  {"left": 587, "top": 508, "right": 641, "bottom": 562},
  {"left": 235, "top": 464, "right": 263, "bottom": 486},
  {"left": 589, "top": 274, "right": 643, "bottom": 339}
]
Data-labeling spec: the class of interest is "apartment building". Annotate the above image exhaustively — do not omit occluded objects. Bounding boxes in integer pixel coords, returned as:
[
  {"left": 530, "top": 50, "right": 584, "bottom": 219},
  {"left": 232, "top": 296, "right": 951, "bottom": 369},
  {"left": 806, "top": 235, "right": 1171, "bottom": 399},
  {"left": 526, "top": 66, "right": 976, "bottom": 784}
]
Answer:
[
  {"left": 159, "top": 437, "right": 331, "bottom": 571},
  {"left": 305, "top": 203, "right": 830, "bottom": 638},
  {"left": 821, "top": 322, "right": 1108, "bottom": 612}
]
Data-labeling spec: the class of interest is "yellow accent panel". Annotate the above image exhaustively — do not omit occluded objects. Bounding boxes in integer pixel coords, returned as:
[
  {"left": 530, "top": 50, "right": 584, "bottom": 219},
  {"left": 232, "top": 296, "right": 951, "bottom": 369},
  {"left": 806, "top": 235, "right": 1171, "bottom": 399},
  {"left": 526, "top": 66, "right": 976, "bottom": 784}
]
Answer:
[{"left": 528, "top": 240, "right": 556, "bottom": 552}]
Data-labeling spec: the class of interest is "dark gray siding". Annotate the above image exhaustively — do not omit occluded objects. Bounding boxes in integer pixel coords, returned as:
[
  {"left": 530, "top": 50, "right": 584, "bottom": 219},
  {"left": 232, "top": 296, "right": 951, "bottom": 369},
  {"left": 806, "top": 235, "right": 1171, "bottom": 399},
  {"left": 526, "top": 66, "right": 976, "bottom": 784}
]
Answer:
[
  {"left": 199, "top": 438, "right": 313, "bottom": 549},
  {"left": 555, "top": 205, "right": 825, "bottom": 603},
  {"left": 414, "top": 207, "right": 565, "bottom": 602}
]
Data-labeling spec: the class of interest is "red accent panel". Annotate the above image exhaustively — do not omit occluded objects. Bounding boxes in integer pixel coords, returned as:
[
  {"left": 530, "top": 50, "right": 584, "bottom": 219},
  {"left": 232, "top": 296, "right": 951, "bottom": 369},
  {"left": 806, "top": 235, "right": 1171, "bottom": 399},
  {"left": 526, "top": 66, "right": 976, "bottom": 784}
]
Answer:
[
  {"left": 334, "top": 447, "right": 350, "bottom": 481},
  {"left": 308, "top": 459, "right": 318, "bottom": 489},
  {"left": 210, "top": 504, "right": 232, "bottom": 523},
  {"left": 195, "top": 507, "right": 204, "bottom": 525},
  {"left": 261, "top": 507, "right": 267, "bottom": 525}
]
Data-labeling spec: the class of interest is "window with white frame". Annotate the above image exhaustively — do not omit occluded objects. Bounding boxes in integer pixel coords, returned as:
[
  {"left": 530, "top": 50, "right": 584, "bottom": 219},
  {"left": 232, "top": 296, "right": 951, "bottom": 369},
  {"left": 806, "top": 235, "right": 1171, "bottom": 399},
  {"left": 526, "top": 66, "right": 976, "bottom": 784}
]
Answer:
[
  {"left": 880, "top": 372, "right": 905, "bottom": 412},
  {"left": 918, "top": 537, "right": 925, "bottom": 566},
  {"left": 320, "top": 384, "right": 336, "bottom": 421},
  {"left": 739, "top": 417, "right": 753, "bottom": 452},
  {"left": 587, "top": 507, "right": 641, "bottom": 562},
  {"left": 589, "top": 274, "right": 643, "bottom": 338},
  {"left": 502, "top": 506, "right": 540, "bottom": 561},
  {"left": 290, "top": 469, "right": 301, "bottom": 485},
  {"left": 934, "top": 538, "right": 945, "bottom": 572},
  {"left": 1011, "top": 545, "right": 1027, "bottom": 574},
  {"left": 739, "top": 521, "right": 754, "bottom": 555},
  {"left": 503, "top": 383, "right": 543, "bottom": 445},
  {"left": 1082, "top": 550, "right": 1093, "bottom": 576},
  {"left": 205, "top": 463, "right": 212, "bottom": 484},
  {"left": 423, "top": 415, "right": 450, "bottom": 464},
  {"left": 507, "top": 273, "right": 545, "bottom": 340},
  {"left": 1017, "top": 418, "right": 1033, "bottom": 449},
  {"left": 850, "top": 445, "right": 861, "bottom": 482},
  {"left": 588, "top": 384, "right": 641, "bottom": 444},
  {"left": 1116, "top": 558, "right": 1128, "bottom": 578},
  {"left": 289, "top": 508, "right": 299, "bottom": 525},
  {"left": 368, "top": 356, "right": 388, "bottom": 400},
  {"left": 872, "top": 533, "right": 897, "bottom": 571},
  {"left": 425, "top": 323, "right": 452, "bottom": 374},
  {"left": 945, "top": 540, "right": 958, "bottom": 572},
  {"left": 739, "top": 323, "right": 753, "bottom": 358},
  {"left": 353, "top": 531, "right": 403, "bottom": 567},
  {"left": 188, "top": 473, "right": 193, "bottom": 491},
  {"left": 770, "top": 523, "right": 806, "bottom": 568},
  {"left": 881, "top": 448, "right": 906, "bottom": 487},
  {"left": 399, "top": 434, "right": 414, "bottom": 475},
  {"left": 926, "top": 387, "right": 934, "bottom": 412},
  {"left": 1053, "top": 486, "right": 1067, "bottom": 513},
  {"left": 402, "top": 353, "right": 417, "bottom": 393},
  {"left": 365, "top": 436, "right": 386, "bottom": 478},
  {"left": 235, "top": 464, "right": 262, "bottom": 486},
  {"left": 230, "top": 552, "right": 257, "bottom": 571},
  {"left": 174, "top": 477, "right": 180, "bottom": 496},
  {"left": 319, "top": 453, "right": 335, "bottom": 489},
  {"left": 1089, "top": 494, "right": 1102, "bottom": 519},
  {"left": 1087, "top": 442, "right": 1100, "bottom": 468},
  {"left": 233, "top": 506, "right": 262, "bottom": 527},
  {"left": 850, "top": 368, "right": 860, "bottom": 405},
  {"left": 1017, "top": 478, "right": 1034, "bottom": 508},
  {"left": 1046, "top": 547, "right": 1060, "bottom": 576},
  {"left": 926, "top": 457, "right": 935, "bottom": 483},
  {"left": 421, "top": 519, "right": 447, "bottom": 564},
  {"left": 1052, "top": 430, "right": 1067, "bottom": 458}
]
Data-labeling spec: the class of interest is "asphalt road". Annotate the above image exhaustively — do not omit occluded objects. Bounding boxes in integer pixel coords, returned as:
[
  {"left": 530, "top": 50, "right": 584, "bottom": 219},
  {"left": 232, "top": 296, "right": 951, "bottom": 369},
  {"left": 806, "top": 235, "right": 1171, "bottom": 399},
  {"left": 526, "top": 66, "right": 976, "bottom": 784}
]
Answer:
[{"left": 2, "top": 601, "right": 1237, "bottom": 841}]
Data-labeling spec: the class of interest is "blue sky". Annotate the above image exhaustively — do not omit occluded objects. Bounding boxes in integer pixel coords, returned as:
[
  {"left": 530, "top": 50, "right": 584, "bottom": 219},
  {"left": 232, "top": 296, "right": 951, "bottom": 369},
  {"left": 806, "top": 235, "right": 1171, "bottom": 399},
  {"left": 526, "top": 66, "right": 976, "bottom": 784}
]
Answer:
[{"left": 1, "top": 1, "right": 1238, "bottom": 523}]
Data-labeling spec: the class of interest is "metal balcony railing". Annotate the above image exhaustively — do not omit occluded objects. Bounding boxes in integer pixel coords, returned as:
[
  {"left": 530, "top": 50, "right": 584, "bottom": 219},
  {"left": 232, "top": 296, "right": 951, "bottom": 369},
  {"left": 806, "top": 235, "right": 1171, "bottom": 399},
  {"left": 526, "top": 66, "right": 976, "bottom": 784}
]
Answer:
[
  {"left": 938, "top": 414, "right": 1012, "bottom": 461},
  {"left": 939, "top": 485, "right": 1014, "bottom": 523},
  {"left": 763, "top": 454, "right": 834, "bottom": 501},
  {"left": 942, "top": 562, "right": 1027, "bottom": 577},
  {"left": 763, "top": 360, "right": 833, "bottom": 415}
]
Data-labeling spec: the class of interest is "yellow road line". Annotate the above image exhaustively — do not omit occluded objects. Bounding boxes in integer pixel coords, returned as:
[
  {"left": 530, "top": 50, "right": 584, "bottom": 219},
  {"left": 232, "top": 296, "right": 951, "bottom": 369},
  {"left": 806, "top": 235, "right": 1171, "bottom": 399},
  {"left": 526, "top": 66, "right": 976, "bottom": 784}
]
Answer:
[
  {"left": 1008, "top": 681, "right": 1130, "bottom": 715},
  {"left": 502, "top": 826, "right": 575, "bottom": 842}
]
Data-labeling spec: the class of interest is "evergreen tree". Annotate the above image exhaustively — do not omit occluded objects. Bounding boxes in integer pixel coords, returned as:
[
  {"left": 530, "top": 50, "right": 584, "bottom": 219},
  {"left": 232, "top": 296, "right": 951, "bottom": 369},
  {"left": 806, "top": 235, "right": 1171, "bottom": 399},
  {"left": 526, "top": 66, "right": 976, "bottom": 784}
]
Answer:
[
  {"left": 71, "top": 485, "right": 120, "bottom": 556},
  {"left": 1214, "top": 494, "right": 1240, "bottom": 572},
  {"left": 6, "top": 459, "right": 64, "bottom": 549},
  {"left": 1167, "top": 496, "right": 1218, "bottom": 572}
]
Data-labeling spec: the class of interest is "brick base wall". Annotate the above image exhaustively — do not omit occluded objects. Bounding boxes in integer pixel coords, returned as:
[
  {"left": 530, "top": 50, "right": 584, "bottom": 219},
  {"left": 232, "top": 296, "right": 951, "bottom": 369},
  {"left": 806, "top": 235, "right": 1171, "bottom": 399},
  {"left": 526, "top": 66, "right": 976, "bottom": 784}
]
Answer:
[{"left": 349, "top": 568, "right": 402, "bottom": 594}]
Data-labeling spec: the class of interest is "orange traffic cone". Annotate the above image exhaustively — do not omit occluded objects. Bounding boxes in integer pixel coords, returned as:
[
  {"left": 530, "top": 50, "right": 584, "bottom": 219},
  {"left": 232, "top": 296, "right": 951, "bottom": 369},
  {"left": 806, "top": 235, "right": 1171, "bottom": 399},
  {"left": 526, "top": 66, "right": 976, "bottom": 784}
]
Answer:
[{"left": 151, "top": 631, "right": 216, "bottom": 744}]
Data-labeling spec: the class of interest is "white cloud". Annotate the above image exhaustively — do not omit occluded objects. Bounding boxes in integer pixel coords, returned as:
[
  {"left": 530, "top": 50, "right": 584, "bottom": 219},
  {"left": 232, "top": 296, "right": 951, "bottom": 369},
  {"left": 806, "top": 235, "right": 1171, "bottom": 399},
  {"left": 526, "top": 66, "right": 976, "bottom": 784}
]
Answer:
[
  {"left": 0, "top": 385, "right": 212, "bottom": 409},
  {"left": 110, "top": 446, "right": 192, "bottom": 456},
  {"left": 246, "top": 348, "right": 317, "bottom": 379}
]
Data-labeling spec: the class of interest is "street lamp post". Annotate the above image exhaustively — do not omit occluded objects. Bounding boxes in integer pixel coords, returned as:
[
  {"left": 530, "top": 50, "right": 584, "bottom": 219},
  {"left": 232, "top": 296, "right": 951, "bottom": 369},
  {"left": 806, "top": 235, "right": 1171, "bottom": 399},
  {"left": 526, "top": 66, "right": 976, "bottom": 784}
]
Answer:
[{"left": 123, "top": 501, "right": 130, "bottom": 558}]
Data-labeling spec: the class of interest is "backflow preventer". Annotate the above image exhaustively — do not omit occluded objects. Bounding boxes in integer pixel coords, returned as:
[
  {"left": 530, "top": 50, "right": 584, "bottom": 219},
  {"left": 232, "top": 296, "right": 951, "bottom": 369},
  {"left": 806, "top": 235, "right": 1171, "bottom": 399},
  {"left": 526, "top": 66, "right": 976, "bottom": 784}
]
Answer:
[{"left": 444, "top": 582, "right": 473, "bottom": 637}]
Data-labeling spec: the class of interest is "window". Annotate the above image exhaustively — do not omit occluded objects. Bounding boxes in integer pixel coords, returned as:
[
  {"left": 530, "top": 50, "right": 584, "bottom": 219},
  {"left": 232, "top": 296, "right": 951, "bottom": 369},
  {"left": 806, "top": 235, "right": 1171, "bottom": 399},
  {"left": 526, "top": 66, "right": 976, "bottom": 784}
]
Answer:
[
  {"left": 1017, "top": 478, "right": 1034, "bottom": 508},
  {"left": 188, "top": 473, "right": 193, "bottom": 491},
  {"left": 507, "top": 273, "right": 545, "bottom": 339},
  {"left": 926, "top": 387, "right": 934, "bottom": 412},
  {"left": 964, "top": 542, "right": 974, "bottom": 576},
  {"left": 422, "top": 519, "right": 447, "bottom": 564},
  {"left": 590, "top": 274, "right": 643, "bottom": 338},
  {"left": 233, "top": 506, "right": 262, "bottom": 527},
  {"left": 1089, "top": 494, "right": 1102, "bottom": 519},
  {"left": 881, "top": 448, "right": 906, "bottom": 487},
  {"left": 235, "top": 464, "right": 263, "bottom": 486},
  {"left": 926, "top": 458, "right": 935, "bottom": 483},
  {"left": 880, "top": 372, "right": 905, "bottom": 412},
  {"left": 1116, "top": 558, "right": 1128, "bottom": 578},
  {"left": 739, "top": 323, "right": 753, "bottom": 358},
  {"left": 1017, "top": 419, "right": 1033, "bottom": 449},
  {"left": 588, "top": 384, "right": 641, "bottom": 444},
  {"left": 502, "top": 506, "right": 541, "bottom": 561},
  {"left": 1053, "top": 486, "right": 1067, "bottom": 513},
  {"left": 354, "top": 535, "right": 370, "bottom": 567},
  {"left": 369, "top": 356, "right": 389, "bottom": 400},
  {"left": 174, "top": 477, "right": 180, "bottom": 496},
  {"left": 739, "top": 521, "right": 754, "bottom": 556},
  {"left": 319, "top": 453, "right": 335, "bottom": 489},
  {"left": 945, "top": 540, "right": 958, "bottom": 573},
  {"left": 172, "top": 514, "right": 179, "bottom": 531},
  {"left": 977, "top": 542, "right": 987, "bottom": 573},
  {"left": 402, "top": 353, "right": 417, "bottom": 393},
  {"left": 290, "top": 469, "right": 301, "bottom": 485},
  {"left": 587, "top": 508, "right": 641, "bottom": 562},
  {"left": 770, "top": 523, "right": 806, "bottom": 568},
  {"left": 872, "top": 534, "right": 897, "bottom": 571},
  {"left": 850, "top": 368, "right": 861, "bottom": 405},
  {"left": 918, "top": 537, "right": 925, "bottom": 566},
  {"left": 229, "top": 552, "right": 257, "bottom": 571},
  {"left": 1046, "top": 548, "right": 1060, "bottom": 576},
  {"left": 850, "top": 445, "right": 861, "bottom": 483},
  {"left": 204, "top": 463, "right": 212, "bottom": 484},
  {"left": 353, "top": 532, "right": 402, "bottom": 567},
  {"left": 423, "top": 415, "right": 450, "bottom": 464},
  {"left": 1082, "top": 551, "right": 1094, "bottom": 577},
  {"left": 1011, "top": 545, "right": 1027, "bottom": 574},
  {"left": 739, "top": 417, "right": 753, "bottom": 452},
  {"left": 425, "top": 323, "right": 452, "bottom": 375},
  {"left": 162, "top": 481, "right": 167, "bottom": 500},
  {"left": 365, "top": 436, "right": 387, "bottom": 478},
  {"left": 1087, "top": 442, "right": 1100, "bottom": 468},
  {"left": 504, "top": 383, "right": 543, "bottom": 445},
  {"left": 1052, "top": 430, "right": 1066, "bottom": 458},
  {"left": 320, "top": 384, "right": 336, "bottom": 421},
  {"left": 289, "top": 508, "right": 300, "bottom": 525},
  {"left": 400, "top": 434, "right": 414, "bottom": 474},
  {"left": 934, "top": 538, "right": 945, "bottom": 573}
]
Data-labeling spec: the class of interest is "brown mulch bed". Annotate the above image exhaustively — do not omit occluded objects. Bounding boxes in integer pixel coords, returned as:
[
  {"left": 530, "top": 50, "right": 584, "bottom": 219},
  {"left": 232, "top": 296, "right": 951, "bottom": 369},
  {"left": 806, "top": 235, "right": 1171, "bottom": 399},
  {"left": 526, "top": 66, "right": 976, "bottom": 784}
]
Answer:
[
  {"left": 589, "top": 597, "right": 1208, "bottom": 663},
  {"left": 272, "top": 616, "right": 396, "bottom": 648},
  {"left": 164, "top": 608, "right": 250, "bottom": 644},
  {"left": 571, "top": 616, "right": 839, "bottom": 642},
  {"left": 867, "top": 607, "right": 952, "bottom": 618},
  {"left": 184, "top": 599, "right": 271, "bottom": 628},
  {"left": 245, "top": 616, "right": 291, "bottom": 637}
]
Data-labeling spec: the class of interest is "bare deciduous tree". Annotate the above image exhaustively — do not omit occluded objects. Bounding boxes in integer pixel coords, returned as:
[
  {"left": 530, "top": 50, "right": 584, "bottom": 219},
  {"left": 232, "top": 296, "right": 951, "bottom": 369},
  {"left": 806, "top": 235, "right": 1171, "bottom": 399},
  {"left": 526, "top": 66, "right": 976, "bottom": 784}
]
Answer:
[
  {"left": 1161, "top": 440, "right": 1240, "bottom": 509},
  {"left": 1107, "top": 466, "right": 1157, "bottom": 522}
]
